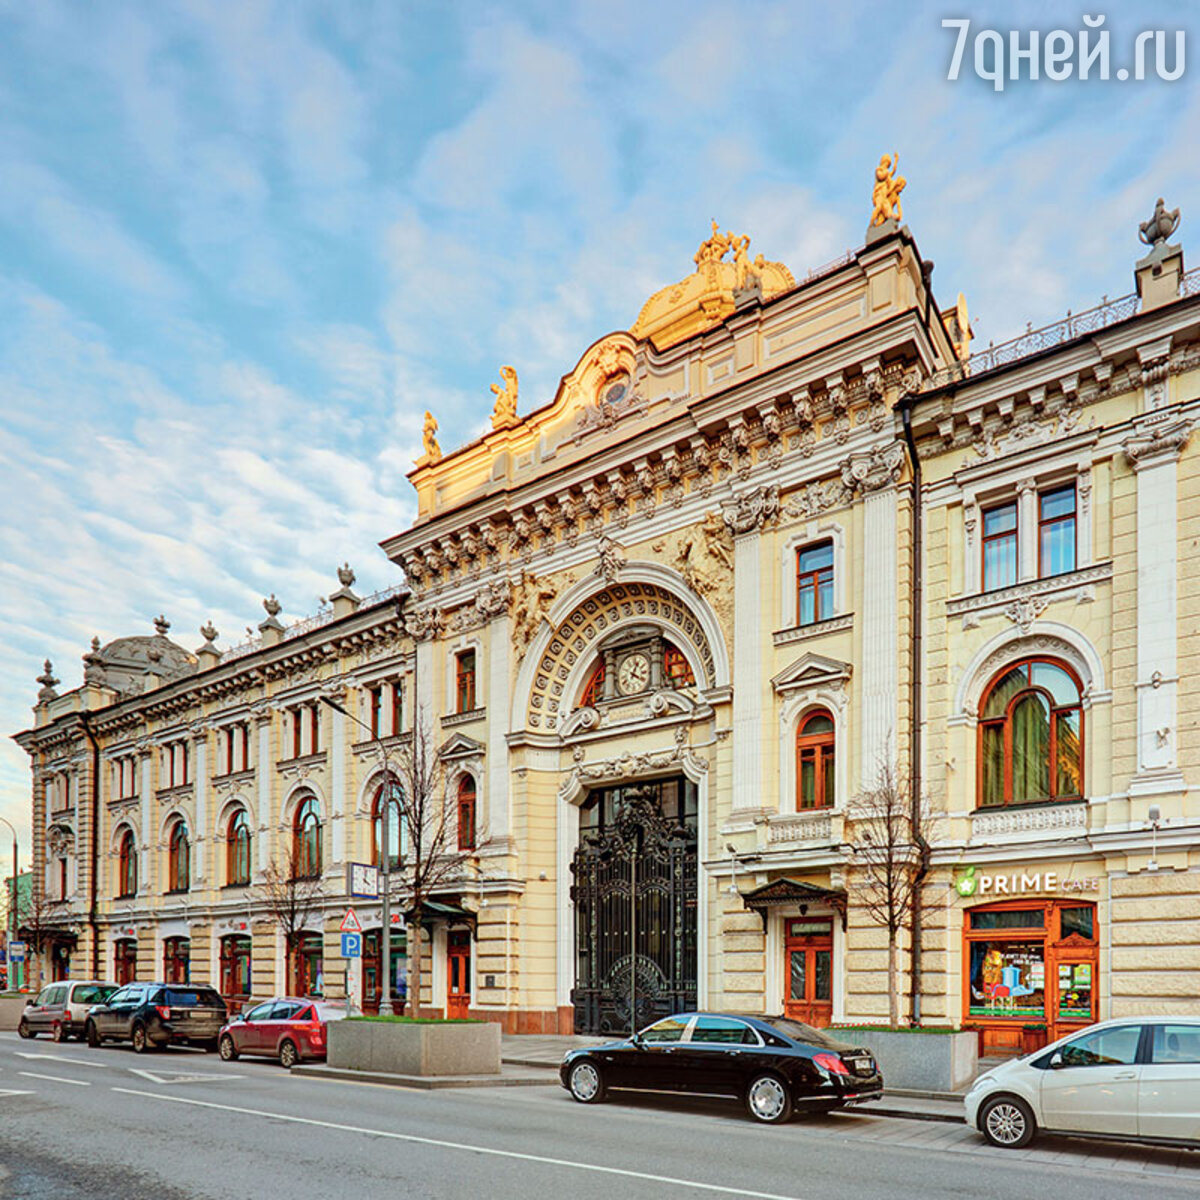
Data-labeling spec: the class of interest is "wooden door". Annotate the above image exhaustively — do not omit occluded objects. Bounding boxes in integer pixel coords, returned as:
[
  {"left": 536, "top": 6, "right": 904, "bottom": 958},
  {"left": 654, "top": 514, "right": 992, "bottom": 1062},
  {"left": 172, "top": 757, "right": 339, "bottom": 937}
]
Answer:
[
  {"left": 362, "top": 931, "right": 382, "bottom": 1015},
  {"left": 446, "top": 930, "right": 471, "bottom": 1020},
  {"left": 784, "top": 918, "right": 833, "bottom": 1027}
]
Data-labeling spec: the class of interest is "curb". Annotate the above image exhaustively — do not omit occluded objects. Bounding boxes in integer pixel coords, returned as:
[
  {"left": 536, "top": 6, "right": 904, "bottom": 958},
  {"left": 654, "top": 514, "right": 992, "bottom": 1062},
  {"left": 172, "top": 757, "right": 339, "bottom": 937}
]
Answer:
[
  {"left": 857, "top": 1103, "right": 965, "bottom": 1125},
  {"left": 293, "top": 1064, "right": 558, "bottom": 1089}
]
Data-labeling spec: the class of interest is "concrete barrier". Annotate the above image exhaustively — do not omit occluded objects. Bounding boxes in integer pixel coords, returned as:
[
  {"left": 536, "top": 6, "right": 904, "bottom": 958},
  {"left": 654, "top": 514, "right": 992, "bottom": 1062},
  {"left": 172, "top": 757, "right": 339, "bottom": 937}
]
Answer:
[
  {"left": 0, "top": 996, "right": 29, "bottom": 1032},
  {"left": 834, "top": 1029, "right": 978, "bottom": 1092},
  {"left": 327, "top": 1020, "right": 500, "bottom": 1076}
]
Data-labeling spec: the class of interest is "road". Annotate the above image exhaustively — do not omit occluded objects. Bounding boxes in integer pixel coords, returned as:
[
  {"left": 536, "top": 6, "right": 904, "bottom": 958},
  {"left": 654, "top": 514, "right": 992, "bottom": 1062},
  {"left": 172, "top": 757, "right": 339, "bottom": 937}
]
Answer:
[{"left": 0, "top": 1032, "right": 1198, "bottom": 1200}]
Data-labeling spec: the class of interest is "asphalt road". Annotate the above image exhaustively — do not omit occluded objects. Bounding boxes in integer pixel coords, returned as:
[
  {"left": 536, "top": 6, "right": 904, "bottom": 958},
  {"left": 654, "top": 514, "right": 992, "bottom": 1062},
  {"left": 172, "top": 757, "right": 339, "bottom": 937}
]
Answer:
[{"left": 1, "top": 1032, "right": 1198, "bottom": 1200}]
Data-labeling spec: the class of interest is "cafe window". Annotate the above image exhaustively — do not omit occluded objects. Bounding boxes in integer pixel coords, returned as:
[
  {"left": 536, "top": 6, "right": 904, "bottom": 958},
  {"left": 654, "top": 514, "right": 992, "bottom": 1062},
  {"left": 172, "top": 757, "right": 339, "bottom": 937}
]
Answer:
[{"left": 979, "top": 659, "right": 1083, "bottom": 807}]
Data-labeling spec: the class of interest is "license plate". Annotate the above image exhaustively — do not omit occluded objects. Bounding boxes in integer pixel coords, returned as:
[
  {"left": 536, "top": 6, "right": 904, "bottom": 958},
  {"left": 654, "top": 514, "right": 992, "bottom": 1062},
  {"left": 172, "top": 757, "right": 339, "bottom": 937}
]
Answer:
[{"left": 853, "top": 1058, "right": 872, "bottom": 1072}]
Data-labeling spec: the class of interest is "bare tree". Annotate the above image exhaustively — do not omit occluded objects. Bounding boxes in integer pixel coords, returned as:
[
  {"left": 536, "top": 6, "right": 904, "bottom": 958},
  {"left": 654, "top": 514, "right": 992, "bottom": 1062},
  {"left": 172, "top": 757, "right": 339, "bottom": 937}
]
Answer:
[
  {"left": 253, "top": 841, "right": 325, "bottom": 995},
  {"left": 844, "top": 762, "right": 936, "bottom": 1028},
  {"left": 389, "top": 709, "right": 480, "bottom": 1017},
  {"left": 15, "top": 877, "right": 68, "bottom": 991}
]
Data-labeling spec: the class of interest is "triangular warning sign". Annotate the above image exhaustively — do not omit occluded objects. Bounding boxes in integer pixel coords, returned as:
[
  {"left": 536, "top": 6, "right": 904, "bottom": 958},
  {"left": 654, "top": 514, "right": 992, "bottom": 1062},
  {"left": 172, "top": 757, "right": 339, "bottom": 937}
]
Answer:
[{"left": 340, "top": 907, "right": 363, "bottom": 933}]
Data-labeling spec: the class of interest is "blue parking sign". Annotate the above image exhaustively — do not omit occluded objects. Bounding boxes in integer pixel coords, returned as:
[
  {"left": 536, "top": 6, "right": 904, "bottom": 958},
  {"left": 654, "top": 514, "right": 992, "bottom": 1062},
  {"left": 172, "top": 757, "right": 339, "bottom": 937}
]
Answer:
[
  {"left": 340, "top": 932, "right": 361, "bottom": 959},
  {"left": 8, "top": 941, "right": 26, "bottom": 963}
]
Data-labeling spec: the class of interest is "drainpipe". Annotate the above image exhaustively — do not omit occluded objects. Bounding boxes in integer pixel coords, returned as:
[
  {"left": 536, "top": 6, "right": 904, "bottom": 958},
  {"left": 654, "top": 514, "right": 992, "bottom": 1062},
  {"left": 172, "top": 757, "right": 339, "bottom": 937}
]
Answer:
[
  {"left": 79, "top": 712, "right": 101, "bottom": 978},
  {"left": 900, "top": 399, "right": 930, "bottom": 1025}
]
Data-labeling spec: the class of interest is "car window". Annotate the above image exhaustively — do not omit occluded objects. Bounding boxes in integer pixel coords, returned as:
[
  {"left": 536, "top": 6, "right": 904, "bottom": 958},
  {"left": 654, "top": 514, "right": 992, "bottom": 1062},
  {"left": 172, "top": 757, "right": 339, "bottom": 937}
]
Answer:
[
  {"left": 270, "top": 1002, "right": 304, "bottom": 1021},
  {"left": 72, "top": 984, "right": 115, "bottom": 1005},
  {"left": 1150, "top": 1024, "right": 1200, "bottom": 1065},
  {"left": 640, "top": 1015, "right": 691, "bottom": 1044},
  {"left": 1059, "top": 1024, "right": 1141, "bottom": 1067},
  {"left": 294, "top": 1006, "right": 314, "bottom": 1022},
  {"left": 107, "top": 986, "right": 135, "bottom": 1005},
  {"left": 690, "top": 1016, "right": 758, "bottom": 1045},
  {"left": 243, "top": 1002, "right": 274, "bottom": 1022},
  {"left": 33, "top": 987, "right": 53, "bottom": 1006},
  {"left": 315, "top": 1005, "right": 350, "bottom": 1023},
  {"left": 163, "top": 988, "right": 223, "bottom": 1007}
]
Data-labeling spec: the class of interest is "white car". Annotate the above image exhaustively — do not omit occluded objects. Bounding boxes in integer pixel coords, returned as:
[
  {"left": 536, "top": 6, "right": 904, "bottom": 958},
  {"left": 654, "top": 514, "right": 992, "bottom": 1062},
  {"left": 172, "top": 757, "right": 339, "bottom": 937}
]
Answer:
[{"left": 965, "top": 1016, "right": 1200, "bottom": 1149}]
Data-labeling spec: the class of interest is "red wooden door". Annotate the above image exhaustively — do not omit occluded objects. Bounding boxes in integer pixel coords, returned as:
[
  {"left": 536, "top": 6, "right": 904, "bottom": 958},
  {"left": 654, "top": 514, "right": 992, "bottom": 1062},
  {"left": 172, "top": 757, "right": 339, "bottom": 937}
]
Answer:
[
  {"left": 446, "top": 931, "right": 471, "bottom": 1020},
  {"left": 784, "top": 918, "right": 833, "bottom": 1027}
]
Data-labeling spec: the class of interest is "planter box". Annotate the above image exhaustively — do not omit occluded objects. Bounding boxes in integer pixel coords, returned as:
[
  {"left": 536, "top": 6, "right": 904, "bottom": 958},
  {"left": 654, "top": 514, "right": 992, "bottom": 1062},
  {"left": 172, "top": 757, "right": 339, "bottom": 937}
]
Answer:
[
  {"left": 833, "top": 1028, "right": 977, "bottom": 1092},
  {"left": 327, "top": 1020, "right": 501, "bottom": 1077},
  {"left": 0, "top": 996, "right": 28, "bottom": 1032}
]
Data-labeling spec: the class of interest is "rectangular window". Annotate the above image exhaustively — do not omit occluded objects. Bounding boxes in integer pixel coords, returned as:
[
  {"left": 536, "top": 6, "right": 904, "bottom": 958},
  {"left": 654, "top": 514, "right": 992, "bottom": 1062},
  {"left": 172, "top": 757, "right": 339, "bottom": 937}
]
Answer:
[
  {"left": 796, "top": 541, "right": 834, "bottom": 626},
  {"left": 968, "top": 939, "right": 1045, "bottom": 1018},
  {"left": 1039, "top": 484, "right": 1077, "bottom": 577},
  {"left": 1057, "top": 962, "right": 1094, "bottom": 1020},
  {"left": 969, "top": 908, "right": 1045, "bottom": 930},
  {"left": 292, "top": 710, "right": 302, "bottom": 759},
  {"left": 241, "top": 724, "right": 250, "bottom": 772},
  {"left": 456, "top": 651, "right": 477, "bottom": 713},
  {"left": 368, "top": 686, "right": 382, "bottom": 739},
  {"left": 309, "top": 704, "right": 320, "bottom": 754},
  {"left": 1151, "top": 1024, "right": 1200, "bottom": 1065},
  {"left": 391, "top": 682, "right": 404, "bottom": 736},
  {"left": 982, "top": 502, "right": 1018, "bottom": 590}
]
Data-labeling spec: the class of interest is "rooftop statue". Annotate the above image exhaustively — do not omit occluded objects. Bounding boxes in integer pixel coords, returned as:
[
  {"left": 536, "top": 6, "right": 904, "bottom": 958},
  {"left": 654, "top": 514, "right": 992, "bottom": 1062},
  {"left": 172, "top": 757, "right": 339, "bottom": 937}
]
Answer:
[
  {"left": 870, "top": 153, "right": 906, "bottom": 227},
  {"left": 1139, "top": 197, "right": 1181, "bottom": 248},
  {"left": 490, "top": 365, "right": 520, "bottom": 430},
  {"left": 422, "top": 410, "right": 442, "bottom": 464}
]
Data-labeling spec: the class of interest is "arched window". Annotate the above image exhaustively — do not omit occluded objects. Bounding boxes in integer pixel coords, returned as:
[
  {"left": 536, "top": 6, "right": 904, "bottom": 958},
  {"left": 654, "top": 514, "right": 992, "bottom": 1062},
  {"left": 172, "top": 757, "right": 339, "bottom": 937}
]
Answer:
[
  {"left": 662, "top": 640, "right": 695, "bottom": 687},
  {"left": 117, "top": 828, "right": 138, "bottom": 898},
  {"left": 293, "top": 796, "right": 322, "bottom": 880},
  {"left": 796, "top": 710, "right": 835, "bottom": 810},
  {"left": 220, "top": 934, "right": 252, "bottom": 1001},
  {"left": 371, "top": 778, "right": 404, "bottom": 872},
  {"left": 163, "top": 936, "right": 190, "bottom": 984},
  {"left": 167, "top": 820, "right": 190, "bottom": 893},
  {"left": 979, "top": 659, "right": 1083, "bottom": 807},
  {"left": 581, "top": 661, "right": 606, "bottom": 706},
  {"left": 457, "top": 776, "right": 477, "bottom": 851},
  {"left": 227, "top": 809, "right": 251, "bottom": 887}
]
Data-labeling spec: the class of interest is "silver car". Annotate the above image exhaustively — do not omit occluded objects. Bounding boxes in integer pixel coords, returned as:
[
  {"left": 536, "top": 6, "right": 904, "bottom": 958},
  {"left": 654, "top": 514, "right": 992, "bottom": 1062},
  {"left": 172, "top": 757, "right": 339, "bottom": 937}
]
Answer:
[
  {"left": 965, "top": 1016, "right": 1200, "bottom": 1149},
  {"left": 18, "top": 980, "right": 118, "bottom": 1041}
]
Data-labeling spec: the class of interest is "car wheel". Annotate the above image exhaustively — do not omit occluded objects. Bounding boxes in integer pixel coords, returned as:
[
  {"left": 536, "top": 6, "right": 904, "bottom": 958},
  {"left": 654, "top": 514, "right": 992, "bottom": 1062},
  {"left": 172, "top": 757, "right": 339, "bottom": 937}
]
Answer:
[
  {"left": 980, "top": 1095, "right": 1037, "bottom": 1149},
  {"left": 131, "top": 1023, "right": 151, "bottom": 1054},
  {"left": 17, "top": 1017, "right": 32, "bottom": 1039},
  {"left": 86, "top": 1020, "right": 101, "bottom": 1048},
  {"left": 279, "top": 1039, "right": 300, "bottom": 1069},
  {"left": 746, "top": 1073, "right": 793, "bottom": 1125},
  {"left": 567, "top": 1060, "right": 606, "bottom": 1104},
  {"left": 218, "top": 1034, "right": 239, "bottom": 1062}
]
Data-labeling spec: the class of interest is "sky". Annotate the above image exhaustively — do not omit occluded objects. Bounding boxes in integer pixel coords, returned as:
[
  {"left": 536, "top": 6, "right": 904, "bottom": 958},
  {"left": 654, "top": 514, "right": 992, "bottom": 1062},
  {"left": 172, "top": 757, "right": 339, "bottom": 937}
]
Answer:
[{"left": 1, "top": 0, "right": 1198, "bottom": 860}]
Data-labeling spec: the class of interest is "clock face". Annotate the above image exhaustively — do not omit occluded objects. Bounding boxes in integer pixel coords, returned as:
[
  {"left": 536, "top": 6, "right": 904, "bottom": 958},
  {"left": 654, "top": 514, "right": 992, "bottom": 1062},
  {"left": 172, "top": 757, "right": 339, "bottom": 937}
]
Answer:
[{"left": 617, "top": 652, "right": 651, "bottom": 696}]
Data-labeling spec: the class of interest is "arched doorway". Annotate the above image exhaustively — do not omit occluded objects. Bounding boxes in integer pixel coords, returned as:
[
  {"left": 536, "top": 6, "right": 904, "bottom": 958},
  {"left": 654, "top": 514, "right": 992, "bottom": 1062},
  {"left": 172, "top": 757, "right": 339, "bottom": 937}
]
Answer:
[{"left": 570, "top": 778, "right": 698, "bottom": 1035}]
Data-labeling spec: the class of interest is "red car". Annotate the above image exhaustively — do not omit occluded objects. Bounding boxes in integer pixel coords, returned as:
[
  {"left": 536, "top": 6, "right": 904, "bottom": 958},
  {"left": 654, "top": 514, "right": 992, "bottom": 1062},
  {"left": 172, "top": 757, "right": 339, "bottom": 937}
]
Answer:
[{"left": 217, "top": 997, "right": 351, "bottom": 1068}]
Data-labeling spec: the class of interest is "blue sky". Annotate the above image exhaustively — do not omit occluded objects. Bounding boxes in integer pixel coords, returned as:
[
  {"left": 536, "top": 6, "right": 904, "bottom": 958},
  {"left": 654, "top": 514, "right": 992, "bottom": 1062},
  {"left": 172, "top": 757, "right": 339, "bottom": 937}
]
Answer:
[{"left": 2, "top": 0, "right": 1197, "bottom": 856}]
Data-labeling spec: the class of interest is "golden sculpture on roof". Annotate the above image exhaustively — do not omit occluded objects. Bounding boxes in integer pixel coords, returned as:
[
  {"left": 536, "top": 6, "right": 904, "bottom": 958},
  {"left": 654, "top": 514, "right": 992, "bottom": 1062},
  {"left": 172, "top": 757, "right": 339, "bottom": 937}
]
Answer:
[
  {"left": 870, "top": 153, "right": 906, "bottom": 227},
  {"left": 421, "top": 410, "right": 442, "bottom": 465},
  {"left": 631, "top": 222, "right": 795, "bottom": 351},
  {"left": 490, "top": 365, "right": 520, "bottom": 431}
]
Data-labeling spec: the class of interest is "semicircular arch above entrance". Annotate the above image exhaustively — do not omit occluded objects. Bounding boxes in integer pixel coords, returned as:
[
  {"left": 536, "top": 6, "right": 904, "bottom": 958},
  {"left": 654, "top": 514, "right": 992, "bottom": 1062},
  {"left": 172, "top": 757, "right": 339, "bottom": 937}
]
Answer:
[{"left": 522, "top": 580, "right": 718, "bottom": 732}]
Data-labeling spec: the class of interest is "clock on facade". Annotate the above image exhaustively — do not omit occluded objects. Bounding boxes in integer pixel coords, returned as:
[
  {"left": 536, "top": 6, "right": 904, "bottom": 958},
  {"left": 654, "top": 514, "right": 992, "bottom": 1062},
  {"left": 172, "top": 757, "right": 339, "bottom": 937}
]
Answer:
[{"left": 616, "top": 652, "right": 651, "bottom": 695}]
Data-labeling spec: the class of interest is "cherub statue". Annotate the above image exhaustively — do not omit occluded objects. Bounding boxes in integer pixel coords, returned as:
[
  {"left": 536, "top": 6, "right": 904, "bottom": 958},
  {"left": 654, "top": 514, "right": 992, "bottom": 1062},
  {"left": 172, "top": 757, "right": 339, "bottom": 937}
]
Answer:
[
  {"left": 694, "top": 219, "right": 731, "bottom": 267},
  {"left": 490, "top": 365, "right": 520, "bottom": 430},
  {"left": 870, "top": 153, "right": 906, "bottom": 227},
  {"left": 1138, "top": 197, "right": 1181, "bottom": 247},
  {"left": 422, "top": 410, "right": 442, "bottom": 464}
]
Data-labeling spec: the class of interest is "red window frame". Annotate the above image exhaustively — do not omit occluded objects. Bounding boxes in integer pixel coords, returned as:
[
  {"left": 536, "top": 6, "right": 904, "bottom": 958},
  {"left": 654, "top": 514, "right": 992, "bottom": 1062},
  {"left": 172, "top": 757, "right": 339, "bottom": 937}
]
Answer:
[
  {"left": 456, "top": 651, "right": 477, "bottom": 714},
  {"left": 981, "top": 501, "right": 1018, "bottom": 591},
  {"left": 581, "top": 661, "right": 606, "bottom": 706},
  {"left": 167, "top": 821, "right": 190, "bottom": 893},
  {"left": 457, "top": 776, "right": 477, "bottom": 851},
  {"left": 163, "top": 936, "right": 190, "bottom": 985},
  {"left": 663, "top": 643, "right": 695, "bottom": 686},
  {"left": 117, "top": 829, "right": 137, "bottom": 898},
  {"left": 977, "top": 658, "right": 1084, "bottom": 808},
  {"left": 795, "top": 710, "right": 835, "bottom": 810},
  {"left": 372, "top": 779, "right": 403, "bottom": 871},
  {"left": 796, "top": 541, "right": 834, "bottom": 626},
  {"left": 227, "top": 809, "right": 251, "bottom": 886},
  {"left": 293, "top": 797, "right": 322, "bottom": 879},
  {"left": 219, "top": 934, "right": 252, "bottom": 1001},
  {"left": 1038, "top": 484, "right": 1077, "bottom": 578}
]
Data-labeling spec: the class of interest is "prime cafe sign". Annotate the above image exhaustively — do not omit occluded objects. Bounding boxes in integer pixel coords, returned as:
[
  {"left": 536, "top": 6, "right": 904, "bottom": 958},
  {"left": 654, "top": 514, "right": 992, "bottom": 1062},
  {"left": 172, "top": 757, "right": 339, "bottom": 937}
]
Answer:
[{"left": 956, "top": 866, "right": 1101, "bottom": 898}]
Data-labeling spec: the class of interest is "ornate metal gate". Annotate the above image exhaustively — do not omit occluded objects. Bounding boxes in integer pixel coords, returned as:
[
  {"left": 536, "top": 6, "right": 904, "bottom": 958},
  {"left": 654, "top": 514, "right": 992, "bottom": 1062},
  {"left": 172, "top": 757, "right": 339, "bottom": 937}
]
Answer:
[{"left": 570, "top": 783, "right": 697, "bottom": 1035}]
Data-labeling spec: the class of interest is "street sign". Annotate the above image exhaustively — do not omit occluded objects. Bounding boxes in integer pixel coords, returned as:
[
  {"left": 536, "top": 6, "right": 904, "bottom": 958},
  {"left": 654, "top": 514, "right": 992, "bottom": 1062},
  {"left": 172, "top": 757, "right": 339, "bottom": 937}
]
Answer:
[
  {"left": 347, "top": 862, "right": 380, "bottom": 899},
  {"left": 8, "top": 941, "right": 26, "bottom": 963},
  {"left": 339, "top": 908, "right": 362, "bottom": 934},
  {"left": 340, "top": 932, "right": 362, "bottom": 959}
]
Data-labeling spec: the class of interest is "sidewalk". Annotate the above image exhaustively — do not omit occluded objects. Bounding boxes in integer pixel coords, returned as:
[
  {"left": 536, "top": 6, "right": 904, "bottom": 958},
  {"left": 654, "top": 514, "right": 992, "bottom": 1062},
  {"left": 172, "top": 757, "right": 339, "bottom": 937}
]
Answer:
[{"left": 499, "top": 1033, "right": 969, "bottom": 1124}]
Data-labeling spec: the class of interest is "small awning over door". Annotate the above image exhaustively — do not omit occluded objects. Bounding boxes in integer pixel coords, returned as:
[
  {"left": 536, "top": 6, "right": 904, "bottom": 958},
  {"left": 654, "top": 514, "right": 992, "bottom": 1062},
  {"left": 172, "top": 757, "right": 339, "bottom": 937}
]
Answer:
[{"left": 740, "top": 878, "right": 847, "bottom": 931}]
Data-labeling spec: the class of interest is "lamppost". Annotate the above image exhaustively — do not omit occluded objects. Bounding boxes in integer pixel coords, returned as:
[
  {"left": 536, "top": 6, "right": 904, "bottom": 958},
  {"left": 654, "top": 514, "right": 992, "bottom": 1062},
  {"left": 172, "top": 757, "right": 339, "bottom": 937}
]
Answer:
[
  {"left": 0, "top": 817, "right": 20, "bottom": 990},
  {"left": 320, "top": 695, "right": 400, "bottom": 1016}
]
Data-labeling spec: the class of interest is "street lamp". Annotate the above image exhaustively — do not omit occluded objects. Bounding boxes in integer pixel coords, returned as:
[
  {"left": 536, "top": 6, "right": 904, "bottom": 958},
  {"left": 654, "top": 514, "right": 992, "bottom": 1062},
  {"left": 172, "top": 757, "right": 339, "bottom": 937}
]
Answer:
[{"left": 319, "top": 694, "right": 400, "bottom": 1016}]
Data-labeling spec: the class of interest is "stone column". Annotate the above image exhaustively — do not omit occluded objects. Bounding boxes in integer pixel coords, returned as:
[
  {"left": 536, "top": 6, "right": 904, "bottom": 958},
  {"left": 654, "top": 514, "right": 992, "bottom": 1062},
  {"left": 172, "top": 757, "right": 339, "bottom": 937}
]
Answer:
[
  {"left": 843, "top": 444, "right": 905, "bottom": 786},
  {"left": 722, "top": 486, "right": 779, "bottom": 813},
  {"left": 328, "top": 693, "right": 346, "bottom": 865},
  {"left": 1017, "top": 477, "right": 1038, "bottom": 582},
  {"left": 255, "top": 712, "right": 273, "bottom": 875},
  {"left": 1124, "top": 420, "right": 1191, "bottom": 792},
  {"left": 193, "top": 732, "right": 208, "bottom": 885},
  {"left": 487, "top": 615, "right": 511, "bottom": 840},
  {"left": 138, "top": 749, "right": 152, "bottom": 894}
]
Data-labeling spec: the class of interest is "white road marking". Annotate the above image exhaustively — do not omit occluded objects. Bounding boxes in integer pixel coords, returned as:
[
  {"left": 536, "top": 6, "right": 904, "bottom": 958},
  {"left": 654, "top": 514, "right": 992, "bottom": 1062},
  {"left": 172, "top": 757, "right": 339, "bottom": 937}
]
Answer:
[
  {"left": 19, "top": 1072, "right": 89, "bottom": 1087},
  {"left": 127, "top": 1069, "right": 243, "bottom": 1085},
  {"left": 14, "top": 1052, "right": 108, "bottom": 1068},
  {"left": 0, "top": 1089, "right": 35, "bottom": 1097},
  {"left": 111, "top": 1087, "right": 808, "bottom": 1200}
]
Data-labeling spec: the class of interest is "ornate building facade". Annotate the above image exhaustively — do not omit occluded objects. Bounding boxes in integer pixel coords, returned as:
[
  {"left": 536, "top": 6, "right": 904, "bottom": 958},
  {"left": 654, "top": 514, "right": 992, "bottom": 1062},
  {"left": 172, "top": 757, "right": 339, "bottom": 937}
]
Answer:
[{"left": 15, "top": 197, "right": 1200, "bottom": 1045}]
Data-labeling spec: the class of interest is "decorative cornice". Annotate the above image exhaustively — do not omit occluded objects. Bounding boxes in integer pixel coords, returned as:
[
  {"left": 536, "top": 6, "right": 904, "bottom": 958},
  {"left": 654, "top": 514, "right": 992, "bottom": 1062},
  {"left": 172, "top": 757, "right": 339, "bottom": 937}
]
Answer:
[
  {"left": 558, "top": 727, "right": 708, "bottom": 800},
  {"left": 1122, "top": 418, "right": 1192, "bottom": 469},
  {"left": 767, "top": 812, "right": 835, "bottom": 845},
  {"left": 840, "top": 441, "right": 904, "bottom": 493},
  {"left": 946, "top": 562, "right": 1113, "bottom": 628},
  {"left": 970, "top": 801, "right": 1089, "bottom": 840},
  {"left": 722, "top": 484, "right": 780, "bottom": 535},
  {"left": 772, "top": 613, "right": 854, "bottom": 647}
]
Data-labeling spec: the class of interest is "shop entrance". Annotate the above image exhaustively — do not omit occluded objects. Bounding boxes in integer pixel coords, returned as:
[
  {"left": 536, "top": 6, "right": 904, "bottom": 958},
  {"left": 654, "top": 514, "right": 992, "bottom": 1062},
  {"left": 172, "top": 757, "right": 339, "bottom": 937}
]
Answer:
[
  {"left": 964, "top": 899, "right": 1098, "bottom": 1055},
  {"left": 784, "top": 917, "right": 833, "bottom": 1027},
  {"left": 363, "top": 929, "right": 408, "bottom": 1014},
  {"left": 446, "top": 930, "right": 471, "bottom": 1019}
]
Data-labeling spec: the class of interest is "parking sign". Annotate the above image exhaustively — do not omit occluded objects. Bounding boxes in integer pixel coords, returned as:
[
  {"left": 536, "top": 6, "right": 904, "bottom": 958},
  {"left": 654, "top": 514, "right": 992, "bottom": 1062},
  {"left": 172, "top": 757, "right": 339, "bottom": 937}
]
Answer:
[
  {"left": 340, "top": 932, "right": 362, "bottom": 959},
  {"left": 8, "top": 941, "right": 26, "bottom": 963}
]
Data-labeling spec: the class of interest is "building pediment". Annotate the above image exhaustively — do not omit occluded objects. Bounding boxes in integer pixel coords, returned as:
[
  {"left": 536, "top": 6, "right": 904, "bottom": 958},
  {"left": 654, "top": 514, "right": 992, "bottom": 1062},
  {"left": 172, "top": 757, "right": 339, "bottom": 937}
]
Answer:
[
  {"left": 771, "top": 652, "right": 852, "bottom": 695},
  {"left": 438, "top": 733, "right": 485, "bottom": 761}
]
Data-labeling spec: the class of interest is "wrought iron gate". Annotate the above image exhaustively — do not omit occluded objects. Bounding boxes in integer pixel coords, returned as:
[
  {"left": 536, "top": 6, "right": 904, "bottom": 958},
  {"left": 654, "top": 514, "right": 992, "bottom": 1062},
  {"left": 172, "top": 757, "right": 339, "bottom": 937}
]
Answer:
[{"left": 570, "top": 783, "right": 697, "bottom": 1035}]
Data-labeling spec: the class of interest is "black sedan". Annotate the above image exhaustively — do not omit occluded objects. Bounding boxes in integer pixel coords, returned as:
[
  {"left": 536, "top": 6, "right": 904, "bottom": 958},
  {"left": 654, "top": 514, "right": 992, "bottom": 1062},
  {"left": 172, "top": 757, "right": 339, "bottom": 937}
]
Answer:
[{"left": 560, "top": 1012, "right": 882, "bottom": 1124}]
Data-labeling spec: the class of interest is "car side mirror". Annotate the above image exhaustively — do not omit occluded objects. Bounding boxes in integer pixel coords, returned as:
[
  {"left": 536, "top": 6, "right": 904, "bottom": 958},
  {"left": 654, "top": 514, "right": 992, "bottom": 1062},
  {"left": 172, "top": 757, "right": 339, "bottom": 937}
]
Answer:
[
  {"left": 631, "top": 1032, "right": 643, "bottom": 1048},
  {"left": 1048, "top": 1051, "right": 1065, "bottom": 1069}
]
